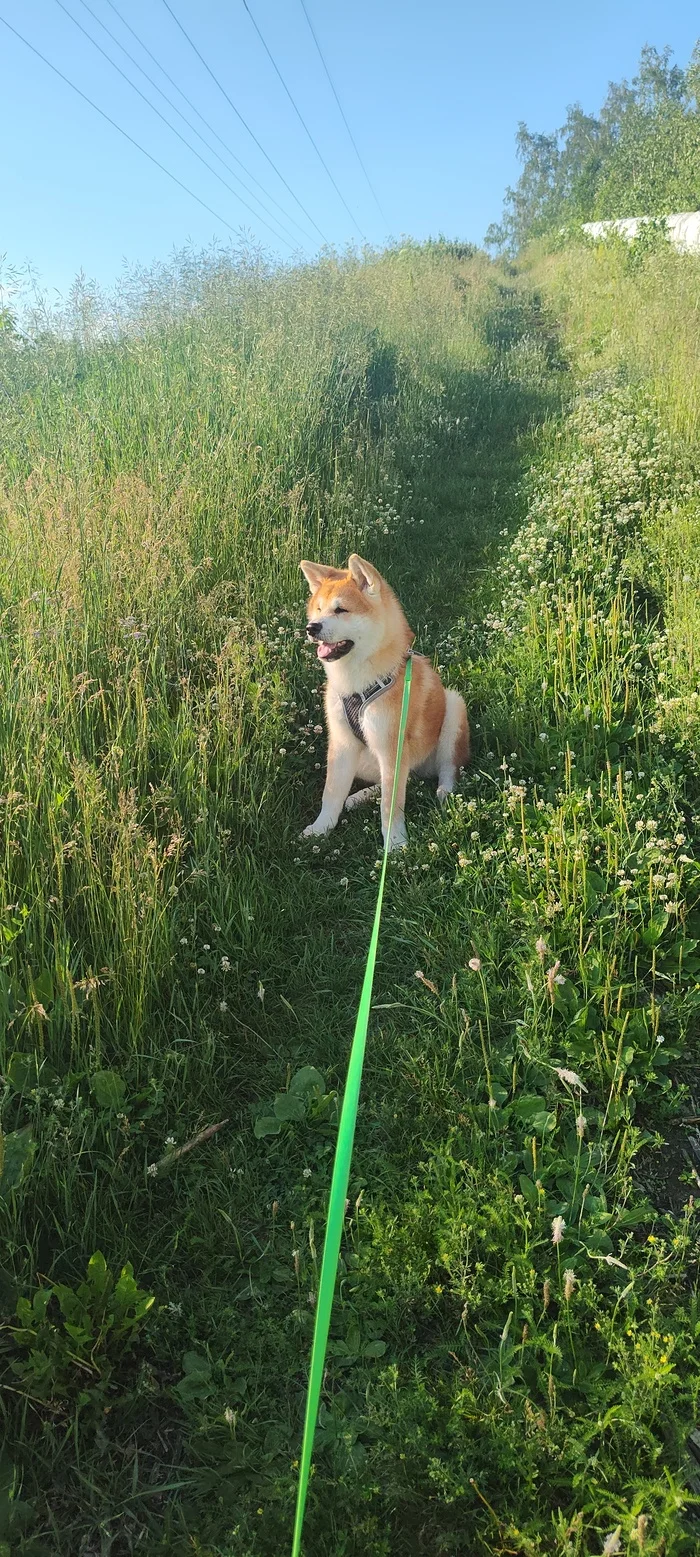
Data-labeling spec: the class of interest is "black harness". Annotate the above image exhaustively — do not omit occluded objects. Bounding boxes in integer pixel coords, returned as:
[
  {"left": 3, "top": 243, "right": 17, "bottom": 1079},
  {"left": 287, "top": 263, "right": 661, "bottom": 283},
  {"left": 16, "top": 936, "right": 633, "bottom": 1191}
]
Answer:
[{"left": 340, "top": 653, "right": 414, "bottom": 745}]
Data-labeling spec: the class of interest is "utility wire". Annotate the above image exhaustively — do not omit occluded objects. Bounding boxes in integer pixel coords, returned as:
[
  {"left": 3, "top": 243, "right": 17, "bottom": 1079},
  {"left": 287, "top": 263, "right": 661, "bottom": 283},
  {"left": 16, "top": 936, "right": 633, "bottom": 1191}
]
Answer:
[
  {"left": 101, "top": 0, "right": 314, "bottom": 243},
  {"left": 0, "top": 13, "right": 274, "bottom": 249},
  {"left": 298, "top": 0, "right": 386, "bottom": 224},
  {"left": 51, "top": 0, "right": 294, "bottom": 249},
  {"left": 241, "top": 0, "right": 366, "bottom": 241},
  {"left": 160, "top": 0, "right": 329, "bottom": 244}
]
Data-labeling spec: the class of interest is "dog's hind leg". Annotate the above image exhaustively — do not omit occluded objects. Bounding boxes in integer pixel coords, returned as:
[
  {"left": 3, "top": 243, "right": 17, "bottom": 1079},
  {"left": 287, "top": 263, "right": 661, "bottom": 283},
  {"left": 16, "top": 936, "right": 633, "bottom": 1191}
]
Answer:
[
  {"left": 436, "top": 690, "right": 470, "bottom": 802},
  {"left": 345, "top": 784, "right": 380, "bottom": 812}
]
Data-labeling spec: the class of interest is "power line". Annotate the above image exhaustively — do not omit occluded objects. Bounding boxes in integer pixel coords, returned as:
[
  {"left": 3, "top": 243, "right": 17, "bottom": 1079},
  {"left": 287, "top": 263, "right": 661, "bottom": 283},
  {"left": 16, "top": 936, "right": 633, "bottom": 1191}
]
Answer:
[
  {"left": 298, "top": 0, "right": 386, "bottom": 224},
  {"left": 160, "top": 0, "right": 329, "bottom": 245},
  {"left": 74, "top": 0, "right": 311, "bottom": 245},
  {"left": 241, "top": 0, "right": 366, "bottom": 241},
  {"left": 0, "top": 12, "right": 273, "bottom": 250},
  {"left": 101, "top": 0, "right": 314, "bottom": 244},
  {"left": 51, "top": 0, "right": 294, "bottom": 250}
]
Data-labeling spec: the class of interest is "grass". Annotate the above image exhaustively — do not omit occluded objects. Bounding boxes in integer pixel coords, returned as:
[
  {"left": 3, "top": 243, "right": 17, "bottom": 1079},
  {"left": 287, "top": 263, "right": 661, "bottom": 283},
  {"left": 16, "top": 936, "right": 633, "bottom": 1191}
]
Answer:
[{"left": 0, "top": 236, "right": 699, "bottom": 1556}]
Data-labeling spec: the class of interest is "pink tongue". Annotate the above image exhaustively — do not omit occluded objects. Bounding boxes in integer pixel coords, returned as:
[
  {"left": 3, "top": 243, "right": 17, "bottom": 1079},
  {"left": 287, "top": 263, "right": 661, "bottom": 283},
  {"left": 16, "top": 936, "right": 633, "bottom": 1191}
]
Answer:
[{"left": 317, "top": 642, "right": 334, "bottom": 659}]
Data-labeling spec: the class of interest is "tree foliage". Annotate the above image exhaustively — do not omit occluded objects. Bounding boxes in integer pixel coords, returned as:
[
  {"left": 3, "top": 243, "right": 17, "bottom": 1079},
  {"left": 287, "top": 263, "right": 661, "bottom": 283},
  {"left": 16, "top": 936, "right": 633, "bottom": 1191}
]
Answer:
[{"left": 487, "top": 43, "right": 700, "bottom": 253}]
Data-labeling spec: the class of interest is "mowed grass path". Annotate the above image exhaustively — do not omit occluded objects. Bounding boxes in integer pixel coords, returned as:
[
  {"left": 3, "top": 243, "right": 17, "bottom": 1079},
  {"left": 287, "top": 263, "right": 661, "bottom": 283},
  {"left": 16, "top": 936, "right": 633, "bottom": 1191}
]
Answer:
[{"left": 2, "top": 244, "right": 700, "bottom": 1557}]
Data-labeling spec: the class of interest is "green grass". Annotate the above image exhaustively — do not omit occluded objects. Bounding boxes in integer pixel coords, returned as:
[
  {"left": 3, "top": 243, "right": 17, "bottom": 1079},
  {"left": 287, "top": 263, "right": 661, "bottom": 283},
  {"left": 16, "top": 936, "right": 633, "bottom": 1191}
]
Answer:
[{"left": 1, "top": 239, "right": 699, "bottom": 1556}]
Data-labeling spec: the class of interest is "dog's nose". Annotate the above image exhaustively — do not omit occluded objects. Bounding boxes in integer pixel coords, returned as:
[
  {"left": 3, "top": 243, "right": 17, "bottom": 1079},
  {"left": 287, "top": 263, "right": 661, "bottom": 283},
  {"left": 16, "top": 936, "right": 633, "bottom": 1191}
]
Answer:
[{"left": 306, "top": 621, "right": 322, "bottom": 638}]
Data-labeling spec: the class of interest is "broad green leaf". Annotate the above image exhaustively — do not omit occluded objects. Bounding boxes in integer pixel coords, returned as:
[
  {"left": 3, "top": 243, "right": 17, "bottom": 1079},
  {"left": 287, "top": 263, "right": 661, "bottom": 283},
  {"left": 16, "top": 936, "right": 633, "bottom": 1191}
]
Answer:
[
  {"left": 91, "top": 1071, "right": 126, "bottom": 1111},
  {"left": 0, "top": 1127, "right": 34, "bottom": 1198},
  {"left": 290, "top": 1066, "right": 325, "bottom": 1097},
  {"left": 254, "top": 1114, "right": 282, "bottom": 1138},
  {"left": 6, "top": 1053, "right": 36, "bottom": 1093},
  {"left": 273, "top": 1092, "right": 306, "bottom": 1122}
]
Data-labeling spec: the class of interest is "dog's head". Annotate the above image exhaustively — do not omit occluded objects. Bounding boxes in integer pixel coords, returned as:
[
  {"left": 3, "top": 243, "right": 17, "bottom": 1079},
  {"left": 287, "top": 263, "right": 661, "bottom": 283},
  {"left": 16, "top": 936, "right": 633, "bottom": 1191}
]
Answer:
[{"left": 300, "top": 555, "right": 386, "bottom": 664}]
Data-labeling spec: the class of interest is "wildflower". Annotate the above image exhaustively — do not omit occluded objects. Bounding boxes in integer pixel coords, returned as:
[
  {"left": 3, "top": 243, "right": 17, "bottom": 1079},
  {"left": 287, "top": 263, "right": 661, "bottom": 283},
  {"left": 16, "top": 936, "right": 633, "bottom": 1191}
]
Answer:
[
  {"left": 535, "top": 936, "right": 547, "bottom": 960},
  {"left": 675, "top": 833, "right": 686, "bottom": 845},
  {"left": 634, "top": 1514, "right": 649, "bottom": 1547},
  {"left": 180, "top": 936, "right": 188, "bottom": 945},
  {"left": 278, "top": 747, "right": 287, "bottom": 756},
  {"left": 303, "top": 1167, "right": 312, "bottom": 1179},
  {"left": 539, "top": 732, "right": 548, "bottom": 742},
  {"left": 555, "top": 1066, "right": 587, "bottom": 1091},
  {"left": 221, "top": 956, "right": 231, "bottom": 972},
  {"left": 147, "top": 1163, "right": 157, "bottom": 1177},
  {"left": 197, "top": 967, "right": 205, "bottom": 976},
  {"left": 339, "top": 876, "right": 349, "bottom": 887},
  {"left": 219, "top": 1000, "right": 228, "bottom": 1012},
  {"left": 543, "top": 1278, "right": 551, "bottom": 1309},
  {"left": 576, "top": 1113, "right": 587, "bottom": 1138},
  {"left": 546, "top": 960, "right": 561, "bottom": 996},
  {"left": 551, "top": 1215, "right": 566, "bottom": 1245},
  {"left": 468, "top": 956, "right": 482, "bottom": 972},
  {"left": 257, "top": 982, "right": 265, "bottom": 1002},
  {"left": 224, "top": 1406, "right": 236, "bottom": 1426},
  {"left": 165, "top": 1135, "right": 176, "bottom": 1148},
  {"left": 602, "top": 1528, "right": 622, "bottom": 1555},
  {"left": 563, "top": 1269, "right": 576, "bottom": 1301}
]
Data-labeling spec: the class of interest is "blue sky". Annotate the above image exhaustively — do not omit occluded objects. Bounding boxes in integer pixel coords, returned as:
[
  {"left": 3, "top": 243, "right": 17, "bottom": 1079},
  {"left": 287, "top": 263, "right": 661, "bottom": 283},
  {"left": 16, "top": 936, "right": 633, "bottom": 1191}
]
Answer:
[{"left": 1, "top": 0, "right": 698, "bottom": 299}]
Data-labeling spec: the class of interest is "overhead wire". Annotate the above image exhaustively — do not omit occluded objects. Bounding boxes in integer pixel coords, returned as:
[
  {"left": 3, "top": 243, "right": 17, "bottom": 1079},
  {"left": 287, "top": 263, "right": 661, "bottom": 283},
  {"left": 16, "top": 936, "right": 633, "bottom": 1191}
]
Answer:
[
  {"left": 50, "top": 0, "right": 295, "bottom": 249},
  {"left": 100, "top": 0, "right": 314, "bottom": 243},
  {"left": 298, "top": 0, "right": 386, "bottom": 224},
  {"left": 159, "top": 0, "right": 329, "bottom": 245},
  {"left": 241, "top": 0, "right": 367, "bottom": 241},
  {"left": 0, "top": 12, "right": 278, "bottom": 249}
]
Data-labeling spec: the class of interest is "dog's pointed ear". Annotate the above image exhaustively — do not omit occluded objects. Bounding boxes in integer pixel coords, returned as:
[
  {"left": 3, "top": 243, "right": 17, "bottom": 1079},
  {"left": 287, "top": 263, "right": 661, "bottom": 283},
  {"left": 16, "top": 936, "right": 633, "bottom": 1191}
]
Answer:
[
  {"left": 348, "top": 554, "right": 381, "bottom": 596},
  {"left": 300, "top": 560, "right": 338, "bottom": 592}
]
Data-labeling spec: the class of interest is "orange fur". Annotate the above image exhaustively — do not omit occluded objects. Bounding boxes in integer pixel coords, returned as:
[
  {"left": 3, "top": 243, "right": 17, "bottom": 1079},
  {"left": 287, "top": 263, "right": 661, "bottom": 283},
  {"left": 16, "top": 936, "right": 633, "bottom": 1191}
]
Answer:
[{"left": 300, "top": 554, "right": 470, "bottom": 849}]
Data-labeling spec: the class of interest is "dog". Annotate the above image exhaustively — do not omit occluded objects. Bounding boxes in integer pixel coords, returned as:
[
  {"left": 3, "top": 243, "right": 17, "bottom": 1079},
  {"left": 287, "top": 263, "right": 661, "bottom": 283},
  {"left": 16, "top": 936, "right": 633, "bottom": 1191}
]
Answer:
[{"left": 300, "top": 554, "right": 470, "bottom": 851}]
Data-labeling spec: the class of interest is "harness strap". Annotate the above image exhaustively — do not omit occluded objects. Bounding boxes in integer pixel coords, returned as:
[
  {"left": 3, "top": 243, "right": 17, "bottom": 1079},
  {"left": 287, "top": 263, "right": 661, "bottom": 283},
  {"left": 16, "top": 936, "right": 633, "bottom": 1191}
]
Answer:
[{"left": 340, "top": 650, "right": 416, "bottom": 745}]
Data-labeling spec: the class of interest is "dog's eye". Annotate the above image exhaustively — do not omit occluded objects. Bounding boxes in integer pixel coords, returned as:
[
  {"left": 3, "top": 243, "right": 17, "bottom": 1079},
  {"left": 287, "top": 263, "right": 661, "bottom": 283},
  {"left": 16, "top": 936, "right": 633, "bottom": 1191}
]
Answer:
[{"left": 333, "top": 604, "right": 348, "bottom": 614}]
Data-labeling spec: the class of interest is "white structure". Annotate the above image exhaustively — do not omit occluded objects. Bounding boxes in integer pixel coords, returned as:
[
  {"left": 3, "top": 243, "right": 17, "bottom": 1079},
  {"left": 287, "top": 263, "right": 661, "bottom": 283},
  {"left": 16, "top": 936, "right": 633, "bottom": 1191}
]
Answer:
[{"left": 582, "top": 212, "right": 700, "bottom": 253}]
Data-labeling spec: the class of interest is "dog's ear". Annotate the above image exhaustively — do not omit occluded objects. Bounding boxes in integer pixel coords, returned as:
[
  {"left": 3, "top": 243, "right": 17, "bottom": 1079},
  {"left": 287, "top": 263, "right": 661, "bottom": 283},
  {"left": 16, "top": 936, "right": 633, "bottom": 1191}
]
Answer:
[
  {"left": 348, "top": 554, "right": 381, "bottom": 596},
  {"left": 300, "top": 560, "right": 340, "bottom": 592}
]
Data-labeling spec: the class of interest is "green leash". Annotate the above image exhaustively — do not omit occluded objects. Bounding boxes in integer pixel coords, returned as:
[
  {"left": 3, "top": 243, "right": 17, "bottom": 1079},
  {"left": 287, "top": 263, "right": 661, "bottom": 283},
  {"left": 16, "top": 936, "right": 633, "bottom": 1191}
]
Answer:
[{"left": 291, "top": 653, "right": 413, "bottom": 1557}]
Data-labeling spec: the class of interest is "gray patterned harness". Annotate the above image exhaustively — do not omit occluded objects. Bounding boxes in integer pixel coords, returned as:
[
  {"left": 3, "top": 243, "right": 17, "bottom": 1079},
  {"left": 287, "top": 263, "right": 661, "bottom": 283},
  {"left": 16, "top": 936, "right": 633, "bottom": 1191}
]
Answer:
[{"left": 341, "top": 652, "right": 414, "bottom": 745}]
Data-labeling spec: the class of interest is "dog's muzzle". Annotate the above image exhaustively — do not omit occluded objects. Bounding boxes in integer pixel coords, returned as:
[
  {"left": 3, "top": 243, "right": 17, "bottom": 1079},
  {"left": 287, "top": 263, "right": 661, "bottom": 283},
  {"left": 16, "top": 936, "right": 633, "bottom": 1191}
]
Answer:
[{"left": 306, "top": 623, "right": 354, "bottom": 662}]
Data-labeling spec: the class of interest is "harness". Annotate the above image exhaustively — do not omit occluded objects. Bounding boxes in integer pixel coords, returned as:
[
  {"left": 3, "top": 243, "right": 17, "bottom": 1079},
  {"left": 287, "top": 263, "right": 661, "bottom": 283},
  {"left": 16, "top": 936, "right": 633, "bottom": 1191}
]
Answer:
[{"left": 341, "top": 652, "right": 414, "bottom": 745}]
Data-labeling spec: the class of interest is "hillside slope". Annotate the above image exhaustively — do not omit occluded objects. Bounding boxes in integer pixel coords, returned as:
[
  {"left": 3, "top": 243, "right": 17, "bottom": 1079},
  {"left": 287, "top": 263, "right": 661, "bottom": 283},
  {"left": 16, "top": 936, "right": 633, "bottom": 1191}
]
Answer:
[{"left": 1, "top": 242, "right": 699, "bottom": 1556}]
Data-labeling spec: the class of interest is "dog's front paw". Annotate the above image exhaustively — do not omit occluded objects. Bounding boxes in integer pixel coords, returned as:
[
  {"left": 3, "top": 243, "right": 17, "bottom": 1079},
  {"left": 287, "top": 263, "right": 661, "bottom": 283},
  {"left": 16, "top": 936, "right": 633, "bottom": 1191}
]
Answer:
[
  {"left": 301, "top": 817, "right": 334, "bottom": 839},
  {"left": 385, "top": 822, "right": 408, "bottom": 853}
]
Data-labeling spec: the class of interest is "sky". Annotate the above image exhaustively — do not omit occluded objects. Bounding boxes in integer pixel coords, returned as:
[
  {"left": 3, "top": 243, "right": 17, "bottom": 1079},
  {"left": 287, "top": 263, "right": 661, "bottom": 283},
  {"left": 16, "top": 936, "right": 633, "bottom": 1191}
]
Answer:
[{"left": 1, "top": 0, "right": 699, "bottom": 301}]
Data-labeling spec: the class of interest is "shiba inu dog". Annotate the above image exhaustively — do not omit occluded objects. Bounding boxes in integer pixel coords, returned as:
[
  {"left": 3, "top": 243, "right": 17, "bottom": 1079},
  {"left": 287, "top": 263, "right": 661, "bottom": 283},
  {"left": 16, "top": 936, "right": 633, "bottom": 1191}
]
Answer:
[{"left": 300, "top": 554, "right": 470, "bottom": 851}]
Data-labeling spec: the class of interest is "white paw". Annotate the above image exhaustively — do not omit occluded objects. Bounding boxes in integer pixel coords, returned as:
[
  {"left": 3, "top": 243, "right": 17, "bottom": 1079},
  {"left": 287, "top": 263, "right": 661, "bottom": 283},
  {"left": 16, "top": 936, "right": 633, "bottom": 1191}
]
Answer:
[
  {"left": 385, "top": 824, "right": 408, "bottom": 853},
  {"left": 436, "top": 785, "right": 453, "bottom": 804},
  {"left": 301, "top": 818, "right": 334, "bottom": 839}
]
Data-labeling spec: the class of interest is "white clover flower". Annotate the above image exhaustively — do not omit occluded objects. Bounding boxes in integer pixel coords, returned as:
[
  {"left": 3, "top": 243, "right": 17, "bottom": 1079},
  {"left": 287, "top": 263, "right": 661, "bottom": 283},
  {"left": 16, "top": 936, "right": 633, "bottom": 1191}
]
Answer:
[
  {"left": 468, "top": 956, "right": 482, "bottom": 972},
  {"left": 219, "top": 1000, "right": 228, "bottom": 1012}
]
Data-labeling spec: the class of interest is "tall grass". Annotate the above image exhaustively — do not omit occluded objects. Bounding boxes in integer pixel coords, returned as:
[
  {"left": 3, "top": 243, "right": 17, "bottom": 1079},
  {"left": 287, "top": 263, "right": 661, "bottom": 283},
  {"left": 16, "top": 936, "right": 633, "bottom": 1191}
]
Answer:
[{"left": 1, "top": 238, "right": 699, "bottom": 1556}]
